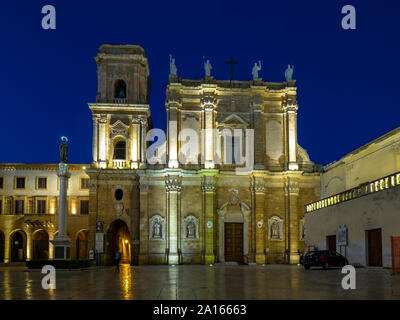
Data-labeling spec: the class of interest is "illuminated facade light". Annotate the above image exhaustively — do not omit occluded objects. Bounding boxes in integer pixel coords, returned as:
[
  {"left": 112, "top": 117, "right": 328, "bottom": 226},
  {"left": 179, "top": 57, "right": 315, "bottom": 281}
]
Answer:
[{"left": 306, "top": 171, "right": 400, "bottom": 214}]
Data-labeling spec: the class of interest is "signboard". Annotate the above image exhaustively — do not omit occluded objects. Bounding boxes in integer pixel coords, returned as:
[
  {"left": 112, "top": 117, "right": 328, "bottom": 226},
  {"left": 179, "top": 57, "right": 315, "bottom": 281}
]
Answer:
[
  {"left": 95, "top": 232, "right": 104, "bottom": 253},
  {"left": 338, "top": 226, "right": 348, "bottom": 246},
  {"left": 96, "top": 221, "right": 104, "bottom": 232},
  {"left": 89, "top": 250, "right": 94, "bottom": 260}
]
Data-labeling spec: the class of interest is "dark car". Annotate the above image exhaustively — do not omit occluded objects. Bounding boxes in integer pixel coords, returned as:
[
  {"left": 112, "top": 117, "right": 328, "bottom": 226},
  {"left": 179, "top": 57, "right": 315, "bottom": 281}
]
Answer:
[{"left": 303, "top": 250, "right": 349, "bottom": 270}]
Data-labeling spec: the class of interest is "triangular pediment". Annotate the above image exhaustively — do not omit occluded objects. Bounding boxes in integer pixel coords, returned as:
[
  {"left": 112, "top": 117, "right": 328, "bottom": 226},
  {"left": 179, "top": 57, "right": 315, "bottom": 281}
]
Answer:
[
  {"left": 110, "top": 120, "right": 130, "bottom": 129},
  {"left": 219, "top": 114, "right": 248, "bottom": 127}
]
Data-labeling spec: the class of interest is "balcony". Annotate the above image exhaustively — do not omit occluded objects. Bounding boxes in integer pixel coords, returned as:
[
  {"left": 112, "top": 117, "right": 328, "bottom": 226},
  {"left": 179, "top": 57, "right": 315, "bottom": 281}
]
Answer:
[
  {"left": 112, "top": 98, "right": 128, "bottom": 104},
  {"left": 95, "top": 97, "right": 128, "bottom": 104},
  {"left": 112, "top": 159, "right": 128, "bottom": 169}
]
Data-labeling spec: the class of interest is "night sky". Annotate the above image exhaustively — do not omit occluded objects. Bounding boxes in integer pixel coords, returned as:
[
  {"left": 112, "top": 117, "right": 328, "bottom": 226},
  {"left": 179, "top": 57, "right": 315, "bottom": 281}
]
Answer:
[{"left": 0, "top": 0, "right": 399, "bottom": 166}]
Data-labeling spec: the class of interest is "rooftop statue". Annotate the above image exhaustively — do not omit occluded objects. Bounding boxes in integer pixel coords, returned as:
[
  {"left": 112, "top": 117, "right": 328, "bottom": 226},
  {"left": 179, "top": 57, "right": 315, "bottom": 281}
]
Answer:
[
  {"left": 252, "top": 60, "right": 262, "bottom": 79},
  {"left": 285, "top": 64, "right": 294, "bottom": 81},
  {"left": 169, "top": 54, "right": 177, "bottom": 75},
  {"left": 203, "top": 57, "right": 212, "bottom": 77}
]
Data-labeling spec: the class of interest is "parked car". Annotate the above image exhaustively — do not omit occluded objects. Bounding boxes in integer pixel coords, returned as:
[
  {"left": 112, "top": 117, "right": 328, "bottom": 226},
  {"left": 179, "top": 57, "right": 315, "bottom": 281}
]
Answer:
[{"left": 303, "top": 250, "right": 349, "bottom": 270}]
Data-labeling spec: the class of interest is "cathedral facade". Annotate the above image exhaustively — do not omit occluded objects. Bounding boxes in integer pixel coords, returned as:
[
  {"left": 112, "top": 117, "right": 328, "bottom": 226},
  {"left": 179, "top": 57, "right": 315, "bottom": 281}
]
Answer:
[{"left": 0, "top": 44, "right": 320, "bottom": 265}]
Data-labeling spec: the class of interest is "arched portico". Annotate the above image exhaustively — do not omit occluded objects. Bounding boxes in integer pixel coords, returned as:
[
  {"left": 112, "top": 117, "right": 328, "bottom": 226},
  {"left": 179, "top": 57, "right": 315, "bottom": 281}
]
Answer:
[
  {"left": 10, "top": 230, "right": 27, "bottom": 262},
  {"left": 32, "top": 229, "right": 49, "bottom": 260},
  {"left": 0, "top": 230, "right": 4, "bottom": 263},
  {"left": 76, "top": 229, "right": 89, "bottom": 259},
  {"left": 107, "top": 219, "right": 131, "bottom": 265}
]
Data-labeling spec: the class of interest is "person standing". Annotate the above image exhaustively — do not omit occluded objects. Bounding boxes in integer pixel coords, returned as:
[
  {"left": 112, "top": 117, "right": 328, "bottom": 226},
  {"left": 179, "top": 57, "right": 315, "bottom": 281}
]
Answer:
[{"left": 115, "top": 250, "right": 121, "bottom": 273}]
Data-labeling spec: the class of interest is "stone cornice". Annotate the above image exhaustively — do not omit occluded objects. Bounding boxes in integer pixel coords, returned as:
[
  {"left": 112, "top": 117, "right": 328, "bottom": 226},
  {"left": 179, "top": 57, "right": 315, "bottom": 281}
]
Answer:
[
  {"left": 0, "top": 163, "right": 89, "bottom": 171},
  {"left": 88, "top": 103, "right": 151, "bottom": 116}
]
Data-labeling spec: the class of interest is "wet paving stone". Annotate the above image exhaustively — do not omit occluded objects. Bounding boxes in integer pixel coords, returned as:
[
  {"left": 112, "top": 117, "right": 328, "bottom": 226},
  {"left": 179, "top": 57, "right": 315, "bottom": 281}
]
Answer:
[{"left": 0, "top": 264, "right": 399, "bottom": 300}]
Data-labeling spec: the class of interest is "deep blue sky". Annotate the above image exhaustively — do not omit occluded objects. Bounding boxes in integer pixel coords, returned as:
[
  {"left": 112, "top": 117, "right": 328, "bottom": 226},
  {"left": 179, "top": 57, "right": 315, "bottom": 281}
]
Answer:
[{"left": 0, "top": 0, "right": 399, "bottom": 165}]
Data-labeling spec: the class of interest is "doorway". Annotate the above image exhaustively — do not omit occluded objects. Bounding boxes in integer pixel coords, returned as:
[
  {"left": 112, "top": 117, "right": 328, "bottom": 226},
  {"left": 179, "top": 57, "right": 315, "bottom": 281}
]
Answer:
[
  {"left": 224, "top": 223, "right": 243, "bottom": 262},
  {"left": 366, "top": 228, "right": 382, "bottom": 266},
  {"left": 33, "top": 230, "right": 49, "bottom": 260},
  {"left": 76, "top": 230, "right": 88, "bottom": 260},
  {"left": 107, "top": 220, "right": 131, "bottom": 265},
  {"left": 11, "top": 230, "right": 26, "bottom": 262},
  {"left": 327, "top": 235, "right": 337, "bottom": 253}
]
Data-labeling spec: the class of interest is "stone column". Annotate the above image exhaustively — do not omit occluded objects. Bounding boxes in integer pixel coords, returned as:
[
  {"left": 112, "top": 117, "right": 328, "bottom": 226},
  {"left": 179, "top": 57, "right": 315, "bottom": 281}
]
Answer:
[
  {"left": 4, "top": 232, "right": 10, "bottom": 263},
  {"left": 201, "top": 94, "right": 216, "bottom": 169},
  {"left": 284, "top": 101, "right": 298, "bottom": 171},
  {"left": 202, "top": 175, "right": 216, "bottom": 264},
  {"left": 165, "top": 175, "right": 182, "bottom": 264},
  {"left": 26, "top": 231, "right": 33, "bottom": 261},
  {"left": 92, "top": 115, "right": 99, "bottom": 164},
  {"left": 50, "top": 163, "right": 72, "bottom": 260},
  {"left": 131, "top": 178, "right": 140, "bottom": 265},
  {"left": 167, "top": 100, "right": 179, "bottom": 168},
  {"left": 251, "top": 100, "right": 264, "bottom": 169},
  {"left": 284, "top": 178, "right": 300, "bottom": 264},
  {"left": 251, "top": 176, "right": 266, "bottom": 264},
  {"left": 98, "top": 115, "right": 107, "bottom": 169},
  {"left": 140, "top": 118, "right": 147, "bottom": 166},
  {"left": 138, "top": 176, "right": 149, "bottom": 264},
  {"left": 86, "top": 169, "right": 99, "bottom": 265},
  {"left": 130, "top": 120, "right": 140, "bottom": 168}
]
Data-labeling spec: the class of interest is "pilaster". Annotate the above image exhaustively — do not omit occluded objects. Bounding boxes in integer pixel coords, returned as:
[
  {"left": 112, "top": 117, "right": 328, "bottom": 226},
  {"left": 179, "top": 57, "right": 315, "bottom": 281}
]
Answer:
[
  {"left": 98, "top": 115, "right": 107, "bottom": 169},
  {"left": 250, "top": 176, "right": 266, "bottom": 264},
  {"left": 165, "top": 175, "right": 182, "bottom": 264},
  {"left": 284, "top": 178, "right": 300, "bottom": 264},
  {"left": 283, "top": 97, "right": 298, "bottom": 171},
  {"left": 138, "top": 176, "right": 149, "bottom": 264},
  {"left": 201, "top": 174, "right": 216, "bottom": 264},
  {"left": 92, "top": 115, "right": 99, "bottom": 164},
  {"left": 201, "top": 92, "right": 217, "bottom": 169}
]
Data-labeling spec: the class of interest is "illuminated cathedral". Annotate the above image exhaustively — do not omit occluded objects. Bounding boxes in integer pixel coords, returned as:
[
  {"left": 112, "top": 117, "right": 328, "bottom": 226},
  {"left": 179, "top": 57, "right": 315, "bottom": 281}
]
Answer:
[{"left": 0, "top": 44, "right": 321, "bottom": 265}]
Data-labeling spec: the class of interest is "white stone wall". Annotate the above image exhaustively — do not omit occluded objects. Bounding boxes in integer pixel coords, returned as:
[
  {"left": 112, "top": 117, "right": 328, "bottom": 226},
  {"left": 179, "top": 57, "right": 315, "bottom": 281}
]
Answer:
[
  {"left": 305, "top": 185, "right": 400, "bottom": 267},
  {"left": 321, "top": 128, "right": 400, "bottom": 198}
]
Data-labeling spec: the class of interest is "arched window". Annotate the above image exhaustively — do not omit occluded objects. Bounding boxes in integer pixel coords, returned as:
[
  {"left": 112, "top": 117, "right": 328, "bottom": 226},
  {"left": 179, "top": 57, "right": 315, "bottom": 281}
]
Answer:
[
  {"left": 114, "top": 79, "right": 126, "bottom": 99},
  {"left": 113, "top": 141, "right": 126, "bottom": 160}
]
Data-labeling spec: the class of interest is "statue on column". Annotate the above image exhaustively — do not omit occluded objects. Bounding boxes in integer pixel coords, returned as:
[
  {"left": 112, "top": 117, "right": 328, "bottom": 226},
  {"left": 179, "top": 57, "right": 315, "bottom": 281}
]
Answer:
[
  {"left": 169, "top": 54, "right": 177, "bottom": 75},
  {"left": 285, "top": 64, "right": 294, "bottom": 81},
  {"left": 252, "top": 60, "right": 262, "bottom": 79},
  {"left": 203, "top": 57, "right": 212, "bottom": 77},
  {"left": 60, "top": 136, "right": 69, "bottom": 164}
]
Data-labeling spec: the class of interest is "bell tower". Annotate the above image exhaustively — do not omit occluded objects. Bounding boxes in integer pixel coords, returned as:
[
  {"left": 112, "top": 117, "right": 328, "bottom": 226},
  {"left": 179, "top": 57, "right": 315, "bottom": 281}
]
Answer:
[{"left": 89, "top": 44, "right": 152, "bottom": 169}]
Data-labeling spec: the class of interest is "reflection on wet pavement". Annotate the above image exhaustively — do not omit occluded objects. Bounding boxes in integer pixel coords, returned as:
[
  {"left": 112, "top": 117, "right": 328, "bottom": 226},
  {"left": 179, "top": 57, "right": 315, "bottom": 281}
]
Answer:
[{"left": 0, "top": 264, "right": 399, "bottom": 300}]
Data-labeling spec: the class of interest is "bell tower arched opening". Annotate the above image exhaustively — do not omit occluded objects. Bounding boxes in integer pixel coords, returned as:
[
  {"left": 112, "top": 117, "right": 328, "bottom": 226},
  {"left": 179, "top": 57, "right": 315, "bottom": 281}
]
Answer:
[
  {"left": 114, "top": 79, "right": 127, "bottom": 99},
  {"left": 113, "top": 139, "right": 127, "bottom": 160}
]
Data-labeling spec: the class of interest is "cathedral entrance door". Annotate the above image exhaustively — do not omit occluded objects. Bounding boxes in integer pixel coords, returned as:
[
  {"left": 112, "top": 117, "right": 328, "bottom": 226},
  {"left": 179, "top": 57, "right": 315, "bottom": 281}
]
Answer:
[{"left": 224, "top": 223, "right": 243, "bottom": 262}]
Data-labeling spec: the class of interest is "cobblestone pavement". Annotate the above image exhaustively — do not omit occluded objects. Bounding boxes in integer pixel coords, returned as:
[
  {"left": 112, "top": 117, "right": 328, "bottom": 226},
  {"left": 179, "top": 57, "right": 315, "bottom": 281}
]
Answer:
[{"left": 0, "top": 264, "right": 399, "bottom": 300}]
